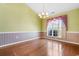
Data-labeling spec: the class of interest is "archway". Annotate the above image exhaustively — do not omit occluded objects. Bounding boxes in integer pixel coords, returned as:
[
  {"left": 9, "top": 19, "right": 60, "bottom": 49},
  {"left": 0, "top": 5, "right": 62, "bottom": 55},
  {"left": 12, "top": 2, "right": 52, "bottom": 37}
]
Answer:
[{"left": 47, "top": 16, "right": 67, "bottom": 39}]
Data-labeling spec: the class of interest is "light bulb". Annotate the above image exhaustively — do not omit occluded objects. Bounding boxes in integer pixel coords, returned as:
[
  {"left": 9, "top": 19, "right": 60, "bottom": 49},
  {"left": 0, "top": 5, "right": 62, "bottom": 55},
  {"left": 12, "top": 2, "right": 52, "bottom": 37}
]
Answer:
[
  {"left": 41, "top": 12, "right": 45, "bottom": 15},
  {"left": 38, "top": 13, "right": 42, "bottom": 18},
  {"left": 38, "top": 13, "right": 41, "bottom": 17},
  {"left": 43, "top": 16, "right": 46, "bottom": 18},
  {"left": 45, "top": 12, "right": 48, "bottom": 16}
]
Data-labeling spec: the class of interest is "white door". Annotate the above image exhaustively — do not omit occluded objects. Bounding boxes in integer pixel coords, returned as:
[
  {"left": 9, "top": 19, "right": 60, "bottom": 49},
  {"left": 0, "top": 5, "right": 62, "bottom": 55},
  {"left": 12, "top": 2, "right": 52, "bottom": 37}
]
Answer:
[{"left": 47, "top": 18, "right": 66, "bottom": 38}]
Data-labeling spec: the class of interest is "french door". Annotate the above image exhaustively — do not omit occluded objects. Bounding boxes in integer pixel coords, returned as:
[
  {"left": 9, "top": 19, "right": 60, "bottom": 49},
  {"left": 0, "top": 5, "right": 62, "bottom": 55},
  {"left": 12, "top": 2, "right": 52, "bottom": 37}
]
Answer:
[{"left": 47, "top": 16, "right": 67, "bottom": 39}]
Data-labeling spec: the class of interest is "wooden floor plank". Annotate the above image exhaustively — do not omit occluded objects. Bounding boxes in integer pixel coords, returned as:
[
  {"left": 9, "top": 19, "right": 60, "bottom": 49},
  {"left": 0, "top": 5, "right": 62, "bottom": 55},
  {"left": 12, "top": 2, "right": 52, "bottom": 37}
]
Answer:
[{"left": 0, "top": 39, "right": 79, "bottom": 56}]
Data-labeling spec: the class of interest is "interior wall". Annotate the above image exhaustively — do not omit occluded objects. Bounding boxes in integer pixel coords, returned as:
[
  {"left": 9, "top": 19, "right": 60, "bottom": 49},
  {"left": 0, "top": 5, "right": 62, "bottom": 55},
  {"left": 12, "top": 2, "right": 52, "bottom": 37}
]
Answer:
[
  {"left": 42, "top": 8, "right": 79, "bottom": 44},
  {"left": 68, "top": 8, "right": 79, "bottom": 32},
  {"left": 42, "top": 8, "right": 79, "bottom": 32},
  {"left": 0, "top": 3, "right": 42, "bottom": 32},
  {"left": 0, "top": 3, "right": 42, "bottom": 46}
]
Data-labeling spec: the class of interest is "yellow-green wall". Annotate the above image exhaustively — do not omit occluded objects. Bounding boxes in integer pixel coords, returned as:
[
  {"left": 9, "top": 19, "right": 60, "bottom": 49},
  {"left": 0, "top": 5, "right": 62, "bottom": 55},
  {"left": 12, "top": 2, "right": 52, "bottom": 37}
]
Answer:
[
  {"left": 68, "top": 8, "right": 79, "bottom": 32},
  {"left": 0, "top": 4, "right": 78, "bottom": 32},
  {"left": 0, "top": 3, "right": 42, "bottom": 32},
  {"left": 42, "top": 8, "right": 79, "bottom": 32}
]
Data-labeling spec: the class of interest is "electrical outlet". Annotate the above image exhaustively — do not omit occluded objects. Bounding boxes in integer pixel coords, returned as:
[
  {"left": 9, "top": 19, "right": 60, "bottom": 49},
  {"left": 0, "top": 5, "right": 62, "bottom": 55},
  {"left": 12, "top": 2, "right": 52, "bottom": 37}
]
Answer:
[{"left": 16, "top": 36, "right": 19, "bottom": 39}]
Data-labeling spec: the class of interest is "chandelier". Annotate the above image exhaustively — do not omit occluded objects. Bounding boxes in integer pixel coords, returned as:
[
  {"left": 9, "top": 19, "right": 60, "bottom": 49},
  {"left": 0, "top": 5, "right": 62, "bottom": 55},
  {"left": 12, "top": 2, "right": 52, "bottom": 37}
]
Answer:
[
  {"left": 38, "top": 12, "right": 48, "bottom": 19},
  {"left": 38, "top": 4, "right": 49, "bottom": 19}
]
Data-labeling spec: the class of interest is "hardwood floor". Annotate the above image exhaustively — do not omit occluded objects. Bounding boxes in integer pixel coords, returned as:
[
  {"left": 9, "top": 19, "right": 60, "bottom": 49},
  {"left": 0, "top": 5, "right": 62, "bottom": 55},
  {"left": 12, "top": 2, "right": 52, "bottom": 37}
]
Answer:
[{"left": 0, "top": 39, "right": 79, "bottom": 56}]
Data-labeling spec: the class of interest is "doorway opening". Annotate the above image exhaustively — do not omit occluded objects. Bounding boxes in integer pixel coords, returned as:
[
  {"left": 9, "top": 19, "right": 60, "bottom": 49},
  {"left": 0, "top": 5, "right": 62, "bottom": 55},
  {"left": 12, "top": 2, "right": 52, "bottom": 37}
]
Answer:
[{"left": 47, "top": 18, "right": 66, "bottom": 38}]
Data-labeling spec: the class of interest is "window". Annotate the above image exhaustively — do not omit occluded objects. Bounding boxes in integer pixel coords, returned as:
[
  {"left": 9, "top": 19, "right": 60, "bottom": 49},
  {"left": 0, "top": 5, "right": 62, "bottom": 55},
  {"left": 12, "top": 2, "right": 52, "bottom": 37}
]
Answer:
[{"left": 47, "top": 17, "right": 66, "bottom": 38}]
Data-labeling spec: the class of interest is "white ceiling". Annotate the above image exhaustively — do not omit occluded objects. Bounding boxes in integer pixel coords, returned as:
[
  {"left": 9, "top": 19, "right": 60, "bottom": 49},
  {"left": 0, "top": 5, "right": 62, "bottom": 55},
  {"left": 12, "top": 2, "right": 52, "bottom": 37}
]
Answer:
[{"left": 27, "top": 3, "right": 79, "bottom": 16}]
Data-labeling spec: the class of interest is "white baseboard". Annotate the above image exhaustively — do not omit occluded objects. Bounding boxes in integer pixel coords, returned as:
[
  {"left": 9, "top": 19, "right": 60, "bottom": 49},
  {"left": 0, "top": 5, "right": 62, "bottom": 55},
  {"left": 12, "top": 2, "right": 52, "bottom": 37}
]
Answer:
[
  {"left": 0, "top": 37, "right": 40, "bottom": 48},
  {"left": 47, "top": 37, "right": 79, "bottom": 45},
  {"left": 67, "top": 31, "right": 79, "bottom": 33},
  {"left": 0, "top": 31, "right": 40, "bottom": 34}
]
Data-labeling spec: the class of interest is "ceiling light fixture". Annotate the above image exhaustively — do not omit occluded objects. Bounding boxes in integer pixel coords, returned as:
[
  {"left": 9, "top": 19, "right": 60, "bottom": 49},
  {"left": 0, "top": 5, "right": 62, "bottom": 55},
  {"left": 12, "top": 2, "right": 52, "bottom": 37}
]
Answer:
[{"left": 38, "top": 3, "right": 49, "bottom": 19}]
